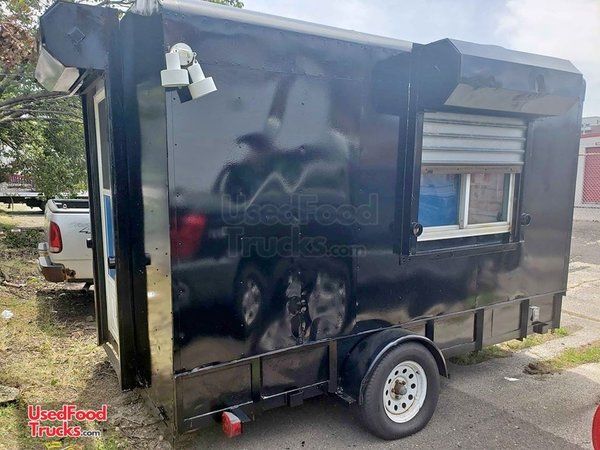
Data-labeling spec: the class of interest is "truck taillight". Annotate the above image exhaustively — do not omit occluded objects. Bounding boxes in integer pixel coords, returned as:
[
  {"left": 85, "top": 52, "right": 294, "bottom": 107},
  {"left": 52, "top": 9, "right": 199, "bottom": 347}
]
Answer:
[
  {"left": 221, "top": 411, "right": 243, "bottom": 437},
  {"left": 171, "top": 213, "right": 207, "bottom": 259},
  {"left": 49, "top": 221, "right": 63, "bottom": 253}
]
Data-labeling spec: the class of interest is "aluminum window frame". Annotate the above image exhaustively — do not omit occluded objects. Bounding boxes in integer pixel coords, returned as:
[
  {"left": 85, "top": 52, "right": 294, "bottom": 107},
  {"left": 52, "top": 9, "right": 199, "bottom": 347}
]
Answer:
[{"left": 418, "top": 171, "right": 516, "bottom": 242}]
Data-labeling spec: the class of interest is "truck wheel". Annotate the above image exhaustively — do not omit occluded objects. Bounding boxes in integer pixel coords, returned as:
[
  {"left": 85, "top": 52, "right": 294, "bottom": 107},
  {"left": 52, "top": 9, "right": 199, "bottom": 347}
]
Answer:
[
  {"left": 234, "top": 265, "right": 269, "bottom": 331},
  {"left": 359, "top": 342, "right": 440, "bottom": 440}
]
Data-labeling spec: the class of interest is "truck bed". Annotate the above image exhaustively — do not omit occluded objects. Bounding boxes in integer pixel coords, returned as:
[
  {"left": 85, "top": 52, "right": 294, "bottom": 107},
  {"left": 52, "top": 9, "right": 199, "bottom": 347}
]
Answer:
[{"left": 38, "top": 198, "right": 93, "bottom": 282}]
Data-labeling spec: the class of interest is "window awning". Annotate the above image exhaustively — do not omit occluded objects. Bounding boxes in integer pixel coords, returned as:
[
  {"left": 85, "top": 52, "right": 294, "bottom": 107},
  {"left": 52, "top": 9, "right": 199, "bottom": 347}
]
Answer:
[{"left": 417, "top": 39, "right": 584, "bottom": 116}]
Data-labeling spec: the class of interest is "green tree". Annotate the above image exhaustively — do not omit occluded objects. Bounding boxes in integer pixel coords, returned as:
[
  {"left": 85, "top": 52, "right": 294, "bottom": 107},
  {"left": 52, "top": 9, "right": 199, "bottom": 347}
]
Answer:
[
  {"left": 1, "top": 0, "right": 242, "bottom": 198},
  {"left": 1, "top": 0, "right": 85, "bottom": 198}
]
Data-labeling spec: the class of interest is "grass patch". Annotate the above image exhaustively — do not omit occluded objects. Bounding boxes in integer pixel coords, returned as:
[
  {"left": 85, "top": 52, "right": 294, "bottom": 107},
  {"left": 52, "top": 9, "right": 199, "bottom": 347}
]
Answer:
[
  {"left": 525, "top": 339, "right": 600, "bottom": 375},
  {"left": 500, "top": 327, "right": 570, "bottom": 351},
  {"left": 0, "top": 404, "right": 19, "bottom": 443},
  {"left": 0, "top": 211, "right": 154, "bottom": 449},
  {"left": 0, "top": 210, "right": 16, "bottom": 230},
  {"left": 3, "top": 228, "right": 42, "bottom": 250},
  {"left": 450, "top": 345, "right": 513, "bottom": 365},
  {"left": 450, "top": 327, "right": 571, "bottom": 366}
]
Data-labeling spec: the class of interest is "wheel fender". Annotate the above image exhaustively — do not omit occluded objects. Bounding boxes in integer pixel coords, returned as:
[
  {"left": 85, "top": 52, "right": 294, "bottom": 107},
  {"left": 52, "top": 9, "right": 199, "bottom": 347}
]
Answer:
[{"left": 340, "top": 328, "right": 448, "bottom": 405}]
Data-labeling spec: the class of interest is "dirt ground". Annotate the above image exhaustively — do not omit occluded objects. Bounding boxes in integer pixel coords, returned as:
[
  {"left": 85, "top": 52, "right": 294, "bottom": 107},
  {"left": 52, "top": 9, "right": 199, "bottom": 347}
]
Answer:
[
  {"left": 0, "top": 204, "right": 45, "bottom": 229},
  {"left": 1, "top": 204, "right": 599, "bottom": 449},
  {"left": 0, "top": 205, "right": 166, "bottom": 449}
]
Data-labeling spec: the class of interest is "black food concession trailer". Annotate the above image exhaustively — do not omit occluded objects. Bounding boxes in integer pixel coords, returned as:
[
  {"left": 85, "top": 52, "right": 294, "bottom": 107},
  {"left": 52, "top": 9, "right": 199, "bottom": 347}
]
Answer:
[{"left": 35, "top": 0, "right": 585, "bottom": 440}]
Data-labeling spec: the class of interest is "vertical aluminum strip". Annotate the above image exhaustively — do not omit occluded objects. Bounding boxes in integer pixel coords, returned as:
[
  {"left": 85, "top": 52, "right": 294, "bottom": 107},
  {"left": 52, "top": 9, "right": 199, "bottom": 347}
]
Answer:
[
  {"left": 141, "top": 87, "right": 175, "bottom": 428},
  {"left": 422, "top": 112, "right": 527, "bottom": 166}
]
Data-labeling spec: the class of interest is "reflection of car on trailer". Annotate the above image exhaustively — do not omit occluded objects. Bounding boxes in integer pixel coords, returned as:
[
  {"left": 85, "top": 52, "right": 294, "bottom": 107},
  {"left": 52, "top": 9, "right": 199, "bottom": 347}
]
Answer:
[{"left": 36, "top": 0, "right": 584, "bottom": 441}]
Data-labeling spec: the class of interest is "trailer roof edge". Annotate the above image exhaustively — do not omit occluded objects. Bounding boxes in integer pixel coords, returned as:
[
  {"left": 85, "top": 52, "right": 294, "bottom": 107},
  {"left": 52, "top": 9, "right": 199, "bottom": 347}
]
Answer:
[{"left": 159, "top": 0, "right": 413, "bottom": 52}]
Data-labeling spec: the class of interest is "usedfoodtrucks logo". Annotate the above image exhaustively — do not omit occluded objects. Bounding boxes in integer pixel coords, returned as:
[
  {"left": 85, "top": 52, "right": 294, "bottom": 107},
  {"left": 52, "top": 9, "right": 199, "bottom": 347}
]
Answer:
[
  {"left": 221, "top": 193, "right": 378, "bottom": 258},
  {"left": 28, "top": 405, "right": 107, "bottom": 438}
]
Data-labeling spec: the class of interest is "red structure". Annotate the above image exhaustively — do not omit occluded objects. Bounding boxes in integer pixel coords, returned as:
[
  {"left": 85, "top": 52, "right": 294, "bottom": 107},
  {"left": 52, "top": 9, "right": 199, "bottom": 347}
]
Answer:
[
  {"left": 578, "top": 120, "right": 600, "bottom": 212},
  {"left": 593, "top": 404, "right": 600, "bottom": 449},
  {"left": 583, "top": 147, "right": 600, "bottom": 203}
]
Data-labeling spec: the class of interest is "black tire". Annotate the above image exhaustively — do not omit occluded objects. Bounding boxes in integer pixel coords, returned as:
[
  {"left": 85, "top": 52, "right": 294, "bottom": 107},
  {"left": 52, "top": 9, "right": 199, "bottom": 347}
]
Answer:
[
  {"left": 359, "top": 342, "right": 440, "bottom": 440},
  {"left": 233, "top": 264, "right": 270, "bottom": 332}
]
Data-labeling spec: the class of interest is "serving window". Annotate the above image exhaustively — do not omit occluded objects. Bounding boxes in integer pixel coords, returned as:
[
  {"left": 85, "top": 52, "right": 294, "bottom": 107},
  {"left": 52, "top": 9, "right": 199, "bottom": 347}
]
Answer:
[
  {"left": 418, "top": 169, "right": 515, "bottom": 241},
  {"left": 414, "top": 112, "right": 526, "bottom": 246}
]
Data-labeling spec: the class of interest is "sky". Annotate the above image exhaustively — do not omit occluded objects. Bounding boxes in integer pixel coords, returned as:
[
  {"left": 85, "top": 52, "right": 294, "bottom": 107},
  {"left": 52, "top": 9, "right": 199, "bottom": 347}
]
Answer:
[{"left": 243, "top": 0, "right": 600, "bottom": 118}]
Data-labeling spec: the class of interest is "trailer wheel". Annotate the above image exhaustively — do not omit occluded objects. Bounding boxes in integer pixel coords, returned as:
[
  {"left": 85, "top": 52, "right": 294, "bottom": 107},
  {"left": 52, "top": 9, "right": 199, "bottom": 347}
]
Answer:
[
  {"left": 360, "top": 342, "right": 439, "bottom": 440},
  {"left": 234, "top": 265, "right": 269, "bottom": 330}
]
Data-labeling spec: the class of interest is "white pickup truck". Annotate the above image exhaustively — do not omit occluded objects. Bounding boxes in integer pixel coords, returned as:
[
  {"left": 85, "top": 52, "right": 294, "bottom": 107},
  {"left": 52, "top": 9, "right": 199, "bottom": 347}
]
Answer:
[{"left": 37, "top": 199, "right": 93, "bottom": 284}]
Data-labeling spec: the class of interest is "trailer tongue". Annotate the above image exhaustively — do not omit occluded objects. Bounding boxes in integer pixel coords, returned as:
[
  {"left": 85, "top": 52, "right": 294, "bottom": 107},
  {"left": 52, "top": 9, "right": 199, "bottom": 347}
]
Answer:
[{"left": 36, "top": 0, "right": 584, "bottom": 441}]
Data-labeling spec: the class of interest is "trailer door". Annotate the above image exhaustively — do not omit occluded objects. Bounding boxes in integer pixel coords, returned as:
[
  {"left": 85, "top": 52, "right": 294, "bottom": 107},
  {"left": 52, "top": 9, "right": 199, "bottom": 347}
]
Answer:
[{"left": 93, "top": 86, "right": 119, "bottom": 344}]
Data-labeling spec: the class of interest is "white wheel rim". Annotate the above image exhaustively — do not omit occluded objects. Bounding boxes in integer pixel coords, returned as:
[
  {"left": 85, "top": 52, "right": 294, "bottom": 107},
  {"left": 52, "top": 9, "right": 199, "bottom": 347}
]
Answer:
[
  {"left": 382, "top": 360, "right": 427, "bottom": 423},
  {"left": 241, "top": 279, "right": 261, "bottom": 326}
]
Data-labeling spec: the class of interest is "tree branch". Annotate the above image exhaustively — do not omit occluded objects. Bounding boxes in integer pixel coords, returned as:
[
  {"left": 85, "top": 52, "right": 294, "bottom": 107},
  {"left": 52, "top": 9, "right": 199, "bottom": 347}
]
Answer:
[
  {"left": 0, "top": 91, "right": 67, "bottom": 110},
  {"left": 0, "top": 116, "right": 82, "bottom": 124},
  {"left": 0, "top": 108, "right": 82, "bottom": 120},
  {"left": 0, "top": 67, "right": 26, "bottom": 96}
]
